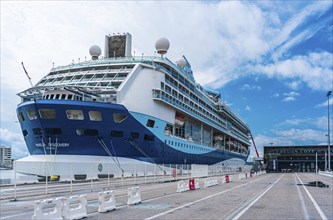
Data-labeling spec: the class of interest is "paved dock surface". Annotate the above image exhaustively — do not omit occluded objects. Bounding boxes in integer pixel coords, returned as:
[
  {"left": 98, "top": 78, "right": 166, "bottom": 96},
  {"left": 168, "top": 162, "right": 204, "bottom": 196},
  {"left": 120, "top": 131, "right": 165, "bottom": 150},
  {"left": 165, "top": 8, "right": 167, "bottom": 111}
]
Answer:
[{"left": 1, "top": 173, "right": 332, "bottom": 220}]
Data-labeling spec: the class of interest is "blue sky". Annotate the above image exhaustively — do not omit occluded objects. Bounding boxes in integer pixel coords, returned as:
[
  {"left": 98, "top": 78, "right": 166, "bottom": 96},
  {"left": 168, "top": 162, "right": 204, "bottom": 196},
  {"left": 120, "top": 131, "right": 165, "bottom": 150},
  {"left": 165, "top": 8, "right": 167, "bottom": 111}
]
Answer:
[{"left": 1, "top": 1, "right": 332, "bottom": 160}]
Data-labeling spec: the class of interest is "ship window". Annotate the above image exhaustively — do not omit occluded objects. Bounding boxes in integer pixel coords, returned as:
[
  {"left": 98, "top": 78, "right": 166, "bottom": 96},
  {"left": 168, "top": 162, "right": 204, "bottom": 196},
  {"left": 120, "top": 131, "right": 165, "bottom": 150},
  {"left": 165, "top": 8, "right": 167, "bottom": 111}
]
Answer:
[
  {"left": 144, "top": 134, "right": 155, "bottom": 141},
  {"left": 27, "top": 109, "right": 37, "bottom": 120},
  {"left": 146, "top": 119, "right": 155, "bottom": 128},
  {"left": 22, "top": 130, "right": 28, "bottom": 137},
  {"left": 76, "top": 128, "right": 98, "bottom": 136},
  {"left": 130, "top": 132, "right": 140, "bottom": 139},
  {"left": 39, "top": 109, "right": 56, "bottom": 119},
  {"left": 113, "top": 113, "right": 127, "bottom": 123},
  {"left": 33, "top": 128, "right": 42, "bottom": 135},
  {"left": 89, "top": 111, "right": 102, "bottom": 121},
  {"left": 66, "top": 110, "right": 84, "bottom": 120},
  {"left": 68, "top": 94, "right": 73, "bottom": 100},
  {"left": 45, "top": 128, "right": 62, "bottom": 135},
  {"left": 61, "top": 94, "right": 66, "bottom": 99},
  {"left": 111, "top": 130, "right": 124, "bottom": 137},
  {"left": 55, "top": 94, "right": 60, "bottom": 99},
  {"left": 50, "top": 94, "right": 54, "bottom": 99},
  {"left": 18, "top": 112, "right": 25, "bottom": 122}
]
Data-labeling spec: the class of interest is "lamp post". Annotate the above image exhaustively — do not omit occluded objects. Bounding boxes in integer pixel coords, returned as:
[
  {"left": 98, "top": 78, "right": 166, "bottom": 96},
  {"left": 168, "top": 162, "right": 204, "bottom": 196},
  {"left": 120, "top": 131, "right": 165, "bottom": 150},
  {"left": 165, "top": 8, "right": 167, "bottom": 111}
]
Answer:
[{"left": 327, "top": 91, "right": 332, "bottom": 171}]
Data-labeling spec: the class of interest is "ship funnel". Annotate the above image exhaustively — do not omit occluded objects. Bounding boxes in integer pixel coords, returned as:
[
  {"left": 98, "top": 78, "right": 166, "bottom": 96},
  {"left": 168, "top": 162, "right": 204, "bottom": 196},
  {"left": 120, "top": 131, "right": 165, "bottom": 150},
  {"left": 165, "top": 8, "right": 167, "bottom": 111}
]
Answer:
[{"left": 89, "top": 45, "right": 101, "bottom": 60}]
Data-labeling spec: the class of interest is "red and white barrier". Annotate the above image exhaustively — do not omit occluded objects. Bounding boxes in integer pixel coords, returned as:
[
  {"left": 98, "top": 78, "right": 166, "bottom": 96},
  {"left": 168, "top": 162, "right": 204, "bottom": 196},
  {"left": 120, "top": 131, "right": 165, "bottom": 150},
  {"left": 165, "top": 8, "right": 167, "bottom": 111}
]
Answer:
[
  {"left": 177, "top": 180, "right": 189, "bottom": 192},
  {"left": 98, "top": 190, "right": 116, "bottom": 213},
  {"left": 204, "top": 178, "right": 218, "bottom": 187},
  {"left": 195, "top": 179, "right": 200, "bottom": 189}
]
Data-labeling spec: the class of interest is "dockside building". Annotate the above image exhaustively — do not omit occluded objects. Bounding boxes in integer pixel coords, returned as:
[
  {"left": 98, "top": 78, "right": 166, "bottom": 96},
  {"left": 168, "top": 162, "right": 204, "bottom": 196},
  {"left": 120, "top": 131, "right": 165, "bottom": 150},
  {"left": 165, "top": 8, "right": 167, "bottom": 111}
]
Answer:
[{"left": 264, "top": 145, "right": 333, "bottom": 172}]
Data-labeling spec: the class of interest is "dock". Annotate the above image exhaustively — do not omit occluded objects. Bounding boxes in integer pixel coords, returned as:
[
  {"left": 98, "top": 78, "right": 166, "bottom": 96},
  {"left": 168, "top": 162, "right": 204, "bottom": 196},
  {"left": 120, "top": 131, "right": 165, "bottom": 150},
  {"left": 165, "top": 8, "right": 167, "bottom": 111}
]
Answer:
[{"left": 0, "top": 172, "right": 332, "bottom": 219}]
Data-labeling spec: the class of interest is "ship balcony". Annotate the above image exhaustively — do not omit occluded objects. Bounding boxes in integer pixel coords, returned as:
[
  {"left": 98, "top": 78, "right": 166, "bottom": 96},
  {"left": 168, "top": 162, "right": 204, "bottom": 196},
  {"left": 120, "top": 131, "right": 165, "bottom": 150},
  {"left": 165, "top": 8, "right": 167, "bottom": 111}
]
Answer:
[{"left": 152, "top": 89, "right": 229, "bottom": 133}]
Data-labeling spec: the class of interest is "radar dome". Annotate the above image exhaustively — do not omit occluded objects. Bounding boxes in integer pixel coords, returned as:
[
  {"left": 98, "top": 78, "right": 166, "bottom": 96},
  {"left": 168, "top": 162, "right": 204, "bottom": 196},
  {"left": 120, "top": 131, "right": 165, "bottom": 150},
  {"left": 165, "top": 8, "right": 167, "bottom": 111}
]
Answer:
[
  {"left": 89, "top": 45, "right": 101, "bottom": 60},
  {"left": 176, "top": 57, "right": 186, "bottom": 68},
  {"left": 155, "top": 37, "right": 170, "bottom": 55}
]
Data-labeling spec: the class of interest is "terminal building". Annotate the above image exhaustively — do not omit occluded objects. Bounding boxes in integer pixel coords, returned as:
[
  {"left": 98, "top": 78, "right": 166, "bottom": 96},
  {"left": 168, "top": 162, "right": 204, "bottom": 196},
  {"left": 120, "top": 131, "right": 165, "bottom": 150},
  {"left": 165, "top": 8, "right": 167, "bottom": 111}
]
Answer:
[{"left": 263, "top": 145, "right": 333, "bottom": 172}]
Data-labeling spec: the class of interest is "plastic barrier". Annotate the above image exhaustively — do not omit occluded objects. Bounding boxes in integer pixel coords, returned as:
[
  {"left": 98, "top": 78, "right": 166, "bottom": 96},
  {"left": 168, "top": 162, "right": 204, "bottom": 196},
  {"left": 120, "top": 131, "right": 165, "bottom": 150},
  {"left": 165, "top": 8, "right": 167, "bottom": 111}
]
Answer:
[
  {"left": 32, "top": 197, "right": 64, "bottom": 220},
  {"left": 63, "top": 194, "right": 87, "bottom": 220},
  {"left": 189, "top": 178, "right": 195, "bottom": 190},
  {"left": 195, "top": 179, "right": 200, "bottom": 189},
  {"left": 127, "top": 187, "right": 142, "bottom": 205},
  {"left": 177, "top": 180, "right": 189, "bottom": 192},
  {"left": 204, "top": 178, "right": 218, "bottom": 187},
  {"left": 98, "top": 190, "right": 116, "bottom": 213},
  {"left": 225, "top": 175, "right": 229, "bottom": 183}
]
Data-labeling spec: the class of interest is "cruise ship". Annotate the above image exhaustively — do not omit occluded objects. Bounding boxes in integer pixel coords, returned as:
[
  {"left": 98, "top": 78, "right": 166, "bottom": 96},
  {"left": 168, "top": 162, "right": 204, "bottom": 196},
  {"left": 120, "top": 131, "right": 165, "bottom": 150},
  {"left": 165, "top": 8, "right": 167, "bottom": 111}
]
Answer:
[{"left": 16, "top": 33, "right": 251, "bottom": 177}]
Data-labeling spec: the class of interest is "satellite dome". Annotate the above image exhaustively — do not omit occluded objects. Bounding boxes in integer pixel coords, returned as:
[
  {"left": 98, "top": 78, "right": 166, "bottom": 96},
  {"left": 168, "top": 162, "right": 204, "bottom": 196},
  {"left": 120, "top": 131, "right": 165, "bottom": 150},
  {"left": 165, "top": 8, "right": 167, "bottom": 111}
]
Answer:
[
  {"left": 176, "top": 57, "right": 186, "bottom": 68},
  {"left": 155, "top": 37, "right": 170, "bottom": 55},
  {"left": 89, "top": 45, "right": 101, "bottom": 60}
]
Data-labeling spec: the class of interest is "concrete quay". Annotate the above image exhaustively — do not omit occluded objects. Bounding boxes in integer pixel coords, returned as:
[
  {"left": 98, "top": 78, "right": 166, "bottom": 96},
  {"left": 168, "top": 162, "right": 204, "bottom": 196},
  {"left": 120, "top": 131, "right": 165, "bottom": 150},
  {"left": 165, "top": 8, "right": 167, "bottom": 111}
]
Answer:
[{"left": 0, "top": 173, "right": 332, "bottom": 220}]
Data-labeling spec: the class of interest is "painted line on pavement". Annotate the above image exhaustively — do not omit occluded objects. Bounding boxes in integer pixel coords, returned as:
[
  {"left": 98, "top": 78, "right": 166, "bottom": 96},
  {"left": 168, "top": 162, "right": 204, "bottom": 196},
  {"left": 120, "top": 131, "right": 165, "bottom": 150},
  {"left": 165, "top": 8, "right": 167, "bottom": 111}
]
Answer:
[
  {"left": 231, "top": 174, "right": 284, "bottom": 220},
  {"left": 144, "top": 175, "right": 269, "bottom": 220},
  {"left": 294, "top": 174, "right": 310, "bottom": 220},
  {"left": 295, "top": 173, "right": 328, "bottom": 220}
]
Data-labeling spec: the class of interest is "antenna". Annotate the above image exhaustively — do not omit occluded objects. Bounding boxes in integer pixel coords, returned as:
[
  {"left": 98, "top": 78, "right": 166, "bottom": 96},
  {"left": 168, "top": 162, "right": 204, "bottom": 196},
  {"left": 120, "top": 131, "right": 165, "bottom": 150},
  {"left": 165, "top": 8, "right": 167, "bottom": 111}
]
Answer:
[{"left": 21, "top": 62, "right": 33, "bottom": 87}]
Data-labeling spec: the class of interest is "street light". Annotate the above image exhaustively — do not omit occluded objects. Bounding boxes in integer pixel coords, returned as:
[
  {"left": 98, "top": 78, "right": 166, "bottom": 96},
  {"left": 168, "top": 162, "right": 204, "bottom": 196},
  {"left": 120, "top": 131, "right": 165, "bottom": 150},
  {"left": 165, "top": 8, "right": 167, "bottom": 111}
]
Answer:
[{"left": 327, "top": 91, "right": 332, "bottom": 171}]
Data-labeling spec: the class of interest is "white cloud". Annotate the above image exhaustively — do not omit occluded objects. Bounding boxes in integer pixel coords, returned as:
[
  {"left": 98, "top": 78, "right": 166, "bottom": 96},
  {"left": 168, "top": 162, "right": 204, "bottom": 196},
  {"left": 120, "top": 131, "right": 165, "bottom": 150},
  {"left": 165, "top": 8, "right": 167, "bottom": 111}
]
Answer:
[
  {"left": 282, "top": 91, "right": 300, "bottom": 102},
  {"left": 254, "top": 52, "right": 332, "bottom": 91},
  {"left": 245, "top": 105, "right": 252, "bottom": 111},
  {"left": 274, "top": 128, "right": 325, "bottom": 141},
  {"left": 316, "top": 97, "right": 333, "bottom": 108},
  {"left": 0, "top": 128, "right": 27, "bottom": 158},
  {"left": 241, "top": 84, "right": 261, "bottom": 91},
  {"left": 286, "top": 81, "right": 302, "bottom": 90}
]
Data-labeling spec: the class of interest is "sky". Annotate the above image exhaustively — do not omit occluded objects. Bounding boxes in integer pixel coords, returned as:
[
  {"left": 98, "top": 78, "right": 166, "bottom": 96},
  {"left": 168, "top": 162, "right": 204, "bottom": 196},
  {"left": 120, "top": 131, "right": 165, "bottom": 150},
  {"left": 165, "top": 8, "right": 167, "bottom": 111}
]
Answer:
[{"left": 1, "top": 1, "right": 332, "bottom": 160}]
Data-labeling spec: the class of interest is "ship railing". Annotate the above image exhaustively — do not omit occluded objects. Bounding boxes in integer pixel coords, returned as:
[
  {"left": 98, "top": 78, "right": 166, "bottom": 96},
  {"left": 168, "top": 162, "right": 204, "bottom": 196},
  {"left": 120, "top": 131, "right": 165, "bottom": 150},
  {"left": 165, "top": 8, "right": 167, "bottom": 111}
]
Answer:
[{"left": 50, "top": 56, "right": 170, "bottom": 72}]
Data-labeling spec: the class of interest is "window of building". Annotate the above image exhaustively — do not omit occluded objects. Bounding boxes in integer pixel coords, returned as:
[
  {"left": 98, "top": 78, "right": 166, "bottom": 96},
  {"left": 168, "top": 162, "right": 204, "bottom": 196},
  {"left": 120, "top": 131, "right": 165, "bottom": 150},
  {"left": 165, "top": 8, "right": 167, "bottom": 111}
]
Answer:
[
  {"left": 39, "top": 109, "right": 56, "bottom": 119},
  {"left": 111, "top": 130, "right": 124, "bottom": 137},
  {"left": 66, "top": 110, "right": 84, "bottom": 120},
  {"left": 76, "top": 128, "right": 98, "bottom": 136},
  {"left": 45, "top": 128, "right": 62, "bottom": 135},
  {"left": 27, "top": 109, "right": 37, "bottom": 120},
  {"left": 146, "top": 119, "right": 155, "bottom": 128},
  {"left": 89, "top": 111, "right": 102, "bottom": 121},
  {"left": 113, "top": 113, "right": 127, "bottom": 123}
]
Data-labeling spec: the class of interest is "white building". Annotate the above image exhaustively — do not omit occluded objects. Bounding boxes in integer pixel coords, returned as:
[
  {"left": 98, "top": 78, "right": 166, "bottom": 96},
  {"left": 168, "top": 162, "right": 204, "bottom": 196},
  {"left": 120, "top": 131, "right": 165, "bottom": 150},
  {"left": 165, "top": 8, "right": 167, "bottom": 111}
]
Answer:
[{"left": 0, "top": 146, "right": 12, "bottom": 168}]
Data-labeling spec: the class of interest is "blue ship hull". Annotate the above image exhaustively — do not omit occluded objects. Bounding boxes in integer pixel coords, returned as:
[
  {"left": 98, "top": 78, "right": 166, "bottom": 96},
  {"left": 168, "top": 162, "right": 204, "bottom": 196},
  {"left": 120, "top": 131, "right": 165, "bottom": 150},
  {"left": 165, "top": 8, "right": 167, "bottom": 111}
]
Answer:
[{"left": 17, "top": 99, "right": 248, "bottom": 165}]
